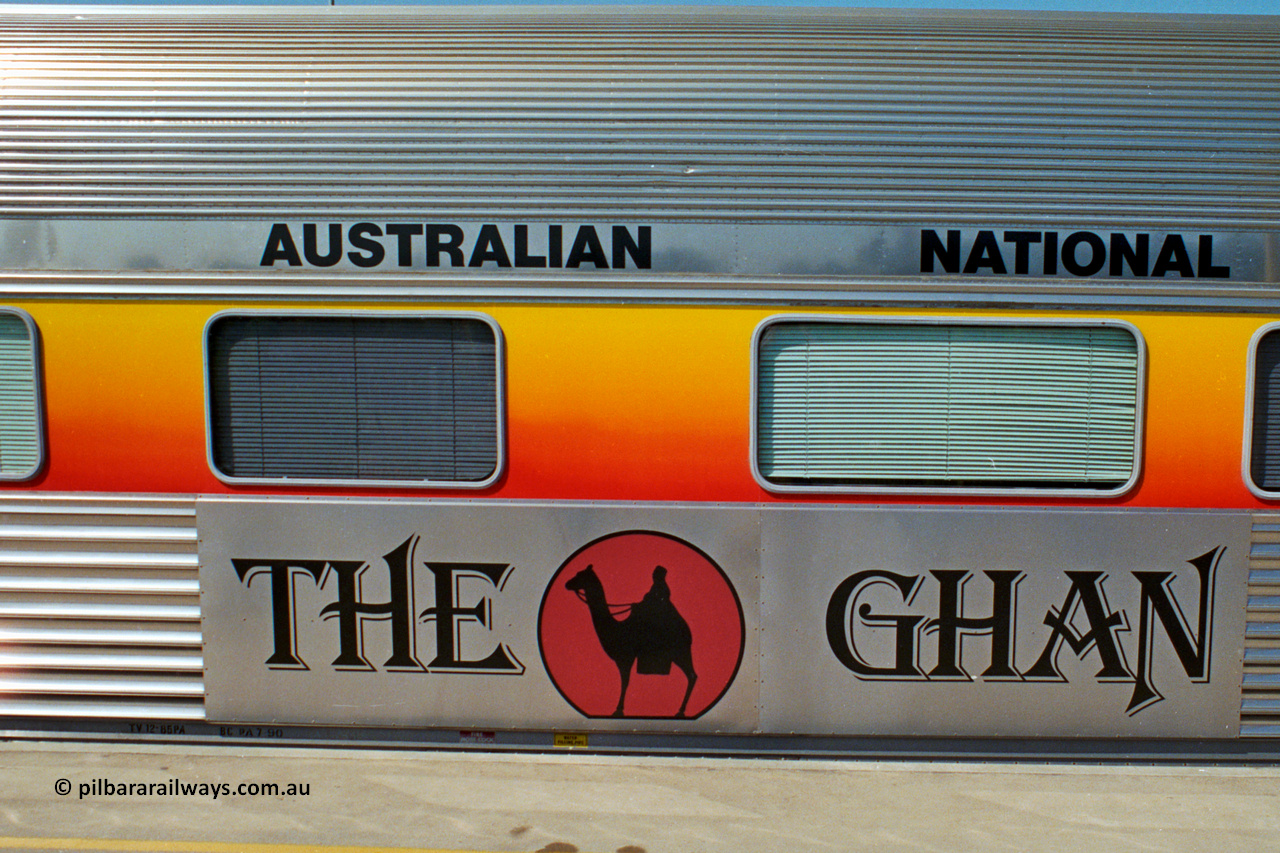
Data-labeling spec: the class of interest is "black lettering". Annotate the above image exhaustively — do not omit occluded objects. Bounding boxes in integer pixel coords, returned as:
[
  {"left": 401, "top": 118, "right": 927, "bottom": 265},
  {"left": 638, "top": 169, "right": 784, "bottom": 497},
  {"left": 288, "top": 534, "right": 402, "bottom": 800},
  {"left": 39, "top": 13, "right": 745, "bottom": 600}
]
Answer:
[
  {"left": 260, "top": 223, "right": 302, "bottom": 267},
  {"left": 826, "top": 570, "right": 927, "bottom": 679},
  {"left": 513, "top": 224, "right": 547, "bottom": 268},
  {"left": 419, "top": 562, "right": 523, "bottom": 672},
  {"left": 921, "top": 229, "right": 961, "bottom": 273},
  {"left": 468, "top": 224, "right": 512, "bottom": 267},
  {"left": 566, "top": 225, "right": 609, "bottom": 268},
  {"left": 612, "top": 225, "right": 651, "bottom": 269},
  {"left": 318, "top": 537, "right": 424, "bottom": 671},
  {"left": 385, "top": 223, "right": 423, "bottom": 266},
  {"left": 232, "top": 559, "right": 327, "bottom": 669},
  {"left": 1003, "top": 231, "right": 1041, "bottom": 275},
  {"left": 1024, "top": 571, "right": 1132, "bottom": 682},
  {"left": 926, "top": 570, "right": 1022, "bottom": 680},
  {"left": 1061, "top": 231, "right": 1106, "bottom": 276},
  {"left": 1198, "top": 235, "right": 1230, "bottom": 278},
  {"left": 1043, "top": 231, "right": 1059, "bottom": 275},
  {"left": 1152, "top": 234, "right": 1195, "bottom": 277},
  {"left": 549, "top": 225, "right": 563, "bottom": 268},
  {"left": 1109, "top": 233, "right": 1149, "bottom": 276},
  {"left": 426, "top": 224, "right": 466, "bottom": 267},
  {"left": 317, "top": 561, "right": 380, "bottom": 670},
  {"left": 303, "top": 223, "right": 343, "bottom": 267},
  {"left": 346, "top": 222, "right": 385, "bottom": 268},
  {"left": 963, "top": 230, "right": 1008, "bottom": 274},
  {"left": 1126, "top": 547, "right": 1221, "bottom": 714}
]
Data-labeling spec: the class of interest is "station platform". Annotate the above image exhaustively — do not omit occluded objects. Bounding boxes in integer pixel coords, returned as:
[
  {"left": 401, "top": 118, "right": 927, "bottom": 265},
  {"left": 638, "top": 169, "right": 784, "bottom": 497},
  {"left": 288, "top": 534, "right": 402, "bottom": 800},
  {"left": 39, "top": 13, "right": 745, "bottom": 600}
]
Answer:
[{"left": 1, "top": 739, "right": 1278, "bottom": 852}]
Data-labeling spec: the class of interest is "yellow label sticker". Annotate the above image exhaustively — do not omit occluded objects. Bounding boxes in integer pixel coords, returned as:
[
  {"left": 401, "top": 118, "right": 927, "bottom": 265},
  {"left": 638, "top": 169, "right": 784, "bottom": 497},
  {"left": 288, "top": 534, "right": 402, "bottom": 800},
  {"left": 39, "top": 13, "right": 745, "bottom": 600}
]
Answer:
[{"left": 553, "top": 733, "right": 589, "bottom": 748}]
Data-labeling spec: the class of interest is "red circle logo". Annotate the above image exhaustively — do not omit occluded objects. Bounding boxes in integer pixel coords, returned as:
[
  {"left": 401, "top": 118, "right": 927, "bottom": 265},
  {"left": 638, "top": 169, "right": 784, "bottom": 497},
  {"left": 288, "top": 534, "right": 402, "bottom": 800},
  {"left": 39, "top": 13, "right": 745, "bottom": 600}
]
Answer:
[{"left": 538, "top": 531, "right": 745, "bottom": 720}]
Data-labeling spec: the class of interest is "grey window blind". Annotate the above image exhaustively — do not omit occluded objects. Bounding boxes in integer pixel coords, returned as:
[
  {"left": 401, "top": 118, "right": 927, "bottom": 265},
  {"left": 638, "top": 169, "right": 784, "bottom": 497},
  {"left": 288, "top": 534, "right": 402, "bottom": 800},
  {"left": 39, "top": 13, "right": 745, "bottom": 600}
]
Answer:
[
  {"left": 757, "top": 321, "right": 1140, "bottom": 490},
  {"left": 209, "top": 316, "right": 498, "bottom": 483},
  {"left": 0, "top": 312, "right": 41, "bottom": 479},
  {"left": 1251, "top": 330, "right": 1280, "bottom": 491}
]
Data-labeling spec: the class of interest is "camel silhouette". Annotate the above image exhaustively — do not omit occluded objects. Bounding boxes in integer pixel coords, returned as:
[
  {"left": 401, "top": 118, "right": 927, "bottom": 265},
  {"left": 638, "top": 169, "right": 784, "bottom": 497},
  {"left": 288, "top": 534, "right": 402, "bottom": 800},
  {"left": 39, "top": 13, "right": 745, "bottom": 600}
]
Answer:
[{"left": 565, "top": 564, "right": 697, "bottom": 718}]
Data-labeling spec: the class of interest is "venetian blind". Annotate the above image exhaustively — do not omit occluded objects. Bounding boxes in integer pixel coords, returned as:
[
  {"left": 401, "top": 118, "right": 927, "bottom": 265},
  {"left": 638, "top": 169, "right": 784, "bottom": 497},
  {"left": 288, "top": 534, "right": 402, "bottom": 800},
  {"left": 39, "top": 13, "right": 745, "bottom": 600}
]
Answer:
[
  {"left": 1251, "top": 331, "right": 1280, "bottom": 491},
  {"left": 757, "top": 322, "right": 1139, "bottom": 489},
  {"left": 209, "top": 316, "right": 498, "bottom": 483},
  {"left": 0, "top": 313, "right": 40, "bottom": 478}
]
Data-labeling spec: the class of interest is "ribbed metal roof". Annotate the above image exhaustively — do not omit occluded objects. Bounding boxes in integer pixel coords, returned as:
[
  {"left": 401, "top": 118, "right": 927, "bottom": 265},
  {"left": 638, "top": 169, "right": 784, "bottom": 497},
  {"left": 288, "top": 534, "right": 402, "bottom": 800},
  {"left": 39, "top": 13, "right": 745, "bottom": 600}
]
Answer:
[{"left": 0, "top": 6, "right": 1277, "bottom": 227}]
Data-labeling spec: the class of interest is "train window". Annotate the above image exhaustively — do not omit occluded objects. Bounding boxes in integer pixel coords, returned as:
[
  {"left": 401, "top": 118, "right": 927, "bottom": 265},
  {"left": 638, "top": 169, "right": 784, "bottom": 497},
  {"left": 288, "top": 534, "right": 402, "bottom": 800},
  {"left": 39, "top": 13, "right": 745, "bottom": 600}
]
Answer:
[
  {"left": 753, "top": 317, "right": 1143, "bottom": 495},
  {"left": 205, "top": 313, "right": 503, "bottom": 487},
  {"left": 0, "top": 309, "right": 43, "bottom": 481},
  {"left": 1247, "top": 325, "right": 1280, "bottom": 497}
]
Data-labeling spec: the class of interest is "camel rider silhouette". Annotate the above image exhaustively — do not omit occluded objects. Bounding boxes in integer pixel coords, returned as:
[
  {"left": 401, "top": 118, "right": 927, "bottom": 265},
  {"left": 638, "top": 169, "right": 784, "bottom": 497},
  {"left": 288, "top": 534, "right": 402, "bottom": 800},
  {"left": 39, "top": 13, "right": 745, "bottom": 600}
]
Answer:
[
  {"left": 643, "top": 566, "right": 670, "bottom": 606},
  {"left": 631, "top": 566, "right": 681, "bottom": 675}
]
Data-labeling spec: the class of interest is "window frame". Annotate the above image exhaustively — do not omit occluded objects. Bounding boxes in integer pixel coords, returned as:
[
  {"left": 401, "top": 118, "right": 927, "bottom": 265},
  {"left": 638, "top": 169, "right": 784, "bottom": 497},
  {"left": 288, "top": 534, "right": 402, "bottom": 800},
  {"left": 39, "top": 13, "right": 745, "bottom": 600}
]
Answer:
[
  {"left": 1243, "top": 321, "right": 1280, "bottom": 500},
  {"left": 202, "top": 309, "right": 506, "bottom": 489},
  {"left": 750, "top": 314, "right": 1146, "bottom": 498},
  {"left": 0, "top": 307, "right": 44, "bottom": 483}
]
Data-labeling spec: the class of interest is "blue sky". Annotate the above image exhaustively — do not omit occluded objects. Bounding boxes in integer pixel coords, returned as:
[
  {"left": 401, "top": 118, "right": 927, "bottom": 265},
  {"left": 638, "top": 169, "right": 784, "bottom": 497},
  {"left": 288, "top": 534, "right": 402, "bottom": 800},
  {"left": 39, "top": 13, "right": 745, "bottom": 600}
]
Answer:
[{"left": 16, "top": 0, "right": 1280, "bottom": 12}]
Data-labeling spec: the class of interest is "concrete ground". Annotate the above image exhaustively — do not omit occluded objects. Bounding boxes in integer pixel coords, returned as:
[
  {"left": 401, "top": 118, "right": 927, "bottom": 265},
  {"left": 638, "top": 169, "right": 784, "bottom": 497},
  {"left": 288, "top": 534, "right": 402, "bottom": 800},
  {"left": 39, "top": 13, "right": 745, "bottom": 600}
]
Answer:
[{"left": 0, "top": 741, "right": 1277, "bottom": 853}]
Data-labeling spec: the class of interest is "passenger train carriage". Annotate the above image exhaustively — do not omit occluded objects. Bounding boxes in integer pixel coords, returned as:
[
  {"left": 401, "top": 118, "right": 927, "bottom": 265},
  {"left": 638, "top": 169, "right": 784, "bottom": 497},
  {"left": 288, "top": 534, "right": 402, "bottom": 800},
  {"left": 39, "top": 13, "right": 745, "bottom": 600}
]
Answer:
[{"left": 0, "top": 4, "right": 1278, "bottom": 753}]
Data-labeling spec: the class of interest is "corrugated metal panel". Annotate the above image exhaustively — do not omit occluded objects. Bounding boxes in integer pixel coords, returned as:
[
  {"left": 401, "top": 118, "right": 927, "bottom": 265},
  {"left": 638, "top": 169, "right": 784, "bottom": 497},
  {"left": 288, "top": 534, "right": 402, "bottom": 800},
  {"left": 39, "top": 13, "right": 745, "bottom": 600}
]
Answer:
[
  {"left": 1243, "top": 518, "right": 1280, "bottom": 736},
  {"left": 0, "top": 7, "right": 1276, "bottom": 227},
  {"left": 0, "top": 497, "right": 203, "bottom": 720}
]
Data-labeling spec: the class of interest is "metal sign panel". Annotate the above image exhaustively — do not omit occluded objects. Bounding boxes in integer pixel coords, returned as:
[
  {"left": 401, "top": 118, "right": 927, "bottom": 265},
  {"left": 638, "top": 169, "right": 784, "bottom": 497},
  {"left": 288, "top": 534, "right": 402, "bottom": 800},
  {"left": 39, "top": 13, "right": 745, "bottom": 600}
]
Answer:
[
  {"left": 198, "top": 498, "right": 760, "bottom": 731},
  {"left": 198, "top": 499, "right": 1248, "bottom": 738},
  {"left": 760, "top": 507, "right": 1249, "bottom": 738},
  {"left": 5, "top": 220, "right": 1276, "bottom": 283}
]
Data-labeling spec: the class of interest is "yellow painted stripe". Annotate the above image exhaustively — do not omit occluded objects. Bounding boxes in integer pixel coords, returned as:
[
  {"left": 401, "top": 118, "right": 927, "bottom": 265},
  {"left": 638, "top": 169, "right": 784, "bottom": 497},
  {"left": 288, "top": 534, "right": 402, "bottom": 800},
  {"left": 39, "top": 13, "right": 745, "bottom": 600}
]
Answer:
[{"left": 0, "top": 838, "right": 534, "bottom": 853}]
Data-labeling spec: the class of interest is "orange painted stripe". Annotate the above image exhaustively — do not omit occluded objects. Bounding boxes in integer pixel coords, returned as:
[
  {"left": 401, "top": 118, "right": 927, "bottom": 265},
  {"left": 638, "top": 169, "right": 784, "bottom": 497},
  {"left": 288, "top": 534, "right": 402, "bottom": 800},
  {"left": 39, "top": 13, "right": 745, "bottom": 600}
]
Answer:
[{"left": 0, "top": 300, "right": 1272, "bottom": 509}]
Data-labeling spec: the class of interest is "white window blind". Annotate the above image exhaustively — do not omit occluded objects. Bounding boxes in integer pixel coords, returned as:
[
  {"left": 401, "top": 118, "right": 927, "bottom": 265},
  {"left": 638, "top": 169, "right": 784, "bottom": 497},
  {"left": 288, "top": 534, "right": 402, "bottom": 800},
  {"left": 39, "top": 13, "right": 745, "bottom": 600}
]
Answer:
[
  {"left": 208, "top": 315, "right": 499, "bottom": 484},
  {"left": 0, "top": 312, "right": 41, "bottom": 479},
  {"left": 756, "top": 321, "right": 1140, "bottom": 491}
]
